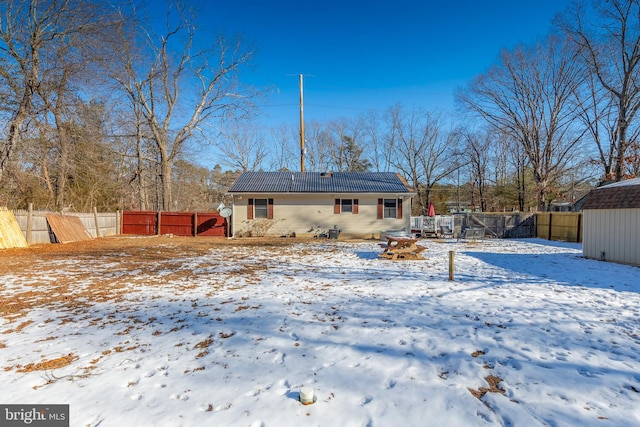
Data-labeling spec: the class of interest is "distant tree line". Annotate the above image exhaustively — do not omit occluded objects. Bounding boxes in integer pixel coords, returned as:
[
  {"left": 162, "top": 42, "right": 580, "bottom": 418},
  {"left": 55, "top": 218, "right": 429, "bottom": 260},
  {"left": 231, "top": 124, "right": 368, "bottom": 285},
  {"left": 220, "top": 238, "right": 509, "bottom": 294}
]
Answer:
[
  {"left": 1, "top": 0, "right": 639, "bottom": 214},
  {"left": 0, "top": 0, "right": 254, "bottom": 212}
]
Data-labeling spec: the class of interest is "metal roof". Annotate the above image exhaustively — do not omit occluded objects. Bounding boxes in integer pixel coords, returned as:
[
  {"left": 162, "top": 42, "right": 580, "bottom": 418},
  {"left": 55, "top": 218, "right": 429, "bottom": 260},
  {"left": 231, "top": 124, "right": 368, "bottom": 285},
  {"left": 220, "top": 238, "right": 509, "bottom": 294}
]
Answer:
[{"left": 228, "top": 172, "right": 414, "bottom": 194}]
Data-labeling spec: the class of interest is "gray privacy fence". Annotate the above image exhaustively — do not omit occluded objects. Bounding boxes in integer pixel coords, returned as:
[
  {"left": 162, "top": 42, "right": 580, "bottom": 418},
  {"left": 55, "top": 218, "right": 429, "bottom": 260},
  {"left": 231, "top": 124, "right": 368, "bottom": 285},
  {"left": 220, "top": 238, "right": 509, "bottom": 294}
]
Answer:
[
  {"left": 454, "top": 212, "right": 581, "bottom": 242},
  {"left": 453, "top": 212, "right": 536, "bottom": 239},
  {"left": 13, "top": 206, "right": 121, "bottom": 245}
]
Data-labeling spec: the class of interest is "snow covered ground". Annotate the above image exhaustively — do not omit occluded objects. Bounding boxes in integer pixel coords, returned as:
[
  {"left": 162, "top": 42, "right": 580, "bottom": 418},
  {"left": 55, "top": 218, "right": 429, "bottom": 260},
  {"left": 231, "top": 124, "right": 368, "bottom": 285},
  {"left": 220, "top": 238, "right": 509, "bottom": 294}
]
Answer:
[{"left": 1, "top": 238, "right": 640, "bottom": 427}]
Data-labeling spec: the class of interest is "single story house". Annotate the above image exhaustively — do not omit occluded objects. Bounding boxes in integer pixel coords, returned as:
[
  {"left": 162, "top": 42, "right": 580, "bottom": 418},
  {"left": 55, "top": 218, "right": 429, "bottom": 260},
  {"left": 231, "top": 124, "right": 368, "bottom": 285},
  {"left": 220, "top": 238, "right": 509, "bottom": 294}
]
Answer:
[
  {"left": 227, "top": 171, "right": 416, "bottom": 239},
  {"left": 581, "top": 177, "right": 640, "bottom": 266}
]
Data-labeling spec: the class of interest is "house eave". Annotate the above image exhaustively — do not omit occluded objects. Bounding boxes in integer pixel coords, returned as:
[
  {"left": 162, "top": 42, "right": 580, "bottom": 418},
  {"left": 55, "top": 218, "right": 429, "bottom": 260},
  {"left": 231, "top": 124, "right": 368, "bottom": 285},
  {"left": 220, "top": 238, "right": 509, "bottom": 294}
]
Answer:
[{"left": 227, "top": 191, "right": 417, "bottom": 197}]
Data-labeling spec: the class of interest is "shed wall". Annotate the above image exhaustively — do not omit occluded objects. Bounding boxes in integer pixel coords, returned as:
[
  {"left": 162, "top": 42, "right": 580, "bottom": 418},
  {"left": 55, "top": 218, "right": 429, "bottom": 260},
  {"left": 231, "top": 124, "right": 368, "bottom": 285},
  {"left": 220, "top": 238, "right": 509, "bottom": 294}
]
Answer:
[{"left": 583, "top": 208, "right": 640, "bottom": 266}]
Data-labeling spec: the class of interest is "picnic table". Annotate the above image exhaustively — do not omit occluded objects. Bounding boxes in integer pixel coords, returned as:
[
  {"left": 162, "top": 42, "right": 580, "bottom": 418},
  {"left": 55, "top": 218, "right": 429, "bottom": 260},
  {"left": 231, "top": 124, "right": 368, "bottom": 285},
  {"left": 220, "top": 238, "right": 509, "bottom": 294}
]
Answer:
[{"left": 379, "top": 235, "right": 426, "bottom": 260}]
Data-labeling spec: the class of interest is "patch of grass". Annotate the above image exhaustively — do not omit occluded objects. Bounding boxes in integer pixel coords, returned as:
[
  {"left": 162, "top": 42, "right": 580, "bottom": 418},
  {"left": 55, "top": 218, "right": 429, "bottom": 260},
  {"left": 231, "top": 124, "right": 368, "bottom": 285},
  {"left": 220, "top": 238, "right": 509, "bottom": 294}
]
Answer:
[{"left": 16, "top": 353, "right": 78, "bottom": 373}]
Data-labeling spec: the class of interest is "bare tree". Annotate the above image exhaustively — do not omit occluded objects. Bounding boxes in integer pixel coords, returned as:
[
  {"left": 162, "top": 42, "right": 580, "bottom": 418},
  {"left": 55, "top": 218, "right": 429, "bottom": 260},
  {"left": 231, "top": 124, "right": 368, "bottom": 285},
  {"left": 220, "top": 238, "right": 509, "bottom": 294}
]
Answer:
[
  {"left": 107, "top": 8, "right": 156, "bottom": 210},
  {"left": 303, "top": 121, "right": 333, "bottom": 172},
  {"left": 627, "top": 142, "right": 640, "bottom": 176},
  {"left": 385, "top": 104, "right": 462, "bottom": 215},
  {"left": 560, "top": 0, "right": 640, "bottom": 181},
  {"left": 268, "top": 124, "right": 297, "bottom": 171},
  {"left": 111, "top": 1, "right": 254, "bottom": 210},
  {"left": 509, "top": 134, "right": 531, "bottom": 211},
  {"left": 572, "top": 71, "right": 620, "bottom": 180},
  {"left": 172, "top": 159, "right": 214, "bottom": 210},
  {"left": 463, "top": 129, "right": 492, "bottom": 212},
  {"left": 362, "top": 110, "right": 392, "bottom": 172},
  {"left": 323, "top": 118, "right": 371, "bottom": 171},
  {"left": 208, "top": 164, "right": 238, "bottom": 206},
  {"left": 0, "top": 0, "right": 116, "bottom": 185},
  {"left": 483, "top": 128, "right": 534, "bottom": 212},
  {"left": 214, "top": 122, "right": 268, "bottom": 172},
  {"left": 457, "top": 35, "right": 588, "bottom": 210},
  {"left": 104, "top": 101, "right": 157, "bottom": 211}
]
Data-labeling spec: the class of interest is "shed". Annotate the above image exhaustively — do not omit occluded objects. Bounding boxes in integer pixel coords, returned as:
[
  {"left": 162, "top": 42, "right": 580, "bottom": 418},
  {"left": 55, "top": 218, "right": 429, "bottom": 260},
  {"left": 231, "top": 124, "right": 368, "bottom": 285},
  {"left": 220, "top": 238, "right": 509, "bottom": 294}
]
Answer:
[
  {"left": 227, "top": 171, "right": 416, "bottom": 239},
  {"left": 581, "top": 178, "right": 640, "bottom": 266}
]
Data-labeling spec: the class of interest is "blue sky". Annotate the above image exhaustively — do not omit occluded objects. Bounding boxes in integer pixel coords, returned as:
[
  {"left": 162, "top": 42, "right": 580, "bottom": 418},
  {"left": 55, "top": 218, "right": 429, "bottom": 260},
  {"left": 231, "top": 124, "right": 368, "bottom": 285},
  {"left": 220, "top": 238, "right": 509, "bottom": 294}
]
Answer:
[{"left": 195, "top": 0, "right": 572, "bottom": 127}]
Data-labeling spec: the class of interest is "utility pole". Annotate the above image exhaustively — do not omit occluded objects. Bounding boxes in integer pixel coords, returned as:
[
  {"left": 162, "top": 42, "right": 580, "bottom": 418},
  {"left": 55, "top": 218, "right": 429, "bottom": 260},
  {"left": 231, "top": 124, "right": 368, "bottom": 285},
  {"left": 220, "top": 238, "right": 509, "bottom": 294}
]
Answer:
[{"left": 299, "top": 74, "right": 305, "bottom": 172}]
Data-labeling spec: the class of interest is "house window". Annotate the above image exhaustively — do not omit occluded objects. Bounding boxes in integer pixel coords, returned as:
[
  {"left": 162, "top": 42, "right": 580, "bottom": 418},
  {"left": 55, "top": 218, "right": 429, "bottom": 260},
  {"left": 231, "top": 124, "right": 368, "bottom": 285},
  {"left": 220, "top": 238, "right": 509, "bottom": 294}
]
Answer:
[
  {"left": 383, "top": 199, "right": 397, "bottom": 218},
  {"left": 254, "top": 198, "right": 268, "bottom": 218},
  {"left": 334, "top": 199, "right": 359, "bottom": 214},
  {"left": 248, "top": 198, "right": 273, "bottom": 219},
  {"left": 377, "top": 198, "right": 402, "bottom": 219}
]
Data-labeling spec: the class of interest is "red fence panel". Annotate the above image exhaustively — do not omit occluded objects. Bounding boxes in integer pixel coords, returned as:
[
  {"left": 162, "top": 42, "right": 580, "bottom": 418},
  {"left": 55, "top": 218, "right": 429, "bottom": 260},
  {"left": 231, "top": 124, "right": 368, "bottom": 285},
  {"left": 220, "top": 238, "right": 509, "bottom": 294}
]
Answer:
[
  {"left": 159, "top": 212, "right": 194, "bottom": 236},
  {"left": 196, "top": 213, "right": 226, "bottom": 236},
  {"left": 122, "top": 211, "right": 227, "bottom": 237},
  {"left": 122, "top": 211, "right": 157, "bottom": 235}
]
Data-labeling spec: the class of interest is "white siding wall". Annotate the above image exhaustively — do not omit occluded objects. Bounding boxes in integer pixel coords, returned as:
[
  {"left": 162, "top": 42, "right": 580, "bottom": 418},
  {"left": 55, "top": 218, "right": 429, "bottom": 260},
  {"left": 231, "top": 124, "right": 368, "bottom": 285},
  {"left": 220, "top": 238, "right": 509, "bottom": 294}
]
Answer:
[
  {"left": 583, "top": 208, "right": 640, "bottom": 266},
  {"left": 231, "top": 194, "right": 411, "bottom": 238}
]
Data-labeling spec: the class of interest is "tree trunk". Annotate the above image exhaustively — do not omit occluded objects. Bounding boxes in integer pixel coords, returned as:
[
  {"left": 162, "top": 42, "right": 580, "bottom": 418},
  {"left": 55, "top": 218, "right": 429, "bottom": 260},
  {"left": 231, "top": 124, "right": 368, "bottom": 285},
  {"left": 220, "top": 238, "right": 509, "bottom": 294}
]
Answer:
[
  {"left": 0, "top": 94, "right": 31, "bottom": 183},
  {"left": 615, "top": 111, "right": 628, "bottom": 181},
  {"left": 135, "top": 129, "right": 147, "bottom": 210},
  {"left": 160, "top": 156, "right": 172, "bottom": 211},
  {"left": 535, "top": 173, "right": 548, "bottom": 211},
  {"left": 54, "top": 116, "right": 69, "bottom": 211}
]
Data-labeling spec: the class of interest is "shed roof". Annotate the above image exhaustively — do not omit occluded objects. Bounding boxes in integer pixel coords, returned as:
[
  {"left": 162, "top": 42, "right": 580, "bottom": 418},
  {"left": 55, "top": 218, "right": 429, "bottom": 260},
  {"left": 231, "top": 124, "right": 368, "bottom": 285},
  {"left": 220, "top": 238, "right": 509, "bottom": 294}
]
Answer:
[
  {"left": 228, "top": 172, "right": 415, "bottom": 194},
  {"left": 582, "top": 178, "right": 640, "bottom": 210}
]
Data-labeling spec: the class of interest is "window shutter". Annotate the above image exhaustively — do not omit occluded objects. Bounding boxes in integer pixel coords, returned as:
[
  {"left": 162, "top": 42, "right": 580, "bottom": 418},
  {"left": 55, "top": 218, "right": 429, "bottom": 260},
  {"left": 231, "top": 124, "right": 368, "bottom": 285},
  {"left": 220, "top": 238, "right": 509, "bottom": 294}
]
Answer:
[
  {"left": 397, "top": 198, "right": 403, "bottom": 219},
  {"left": 247, "top": 198, "right": 254, "bottom": 219},
  {"left": 334, "top": 199, "right": 340, "bottom": 214},
  {"left": 267, "top": 199, "right": 274, "bottom": 219},
  {"left": 353, "top": 199, "right": 359, "bottom": 214},
  {"left": 377, "top": 199, "right": 383, "bottom": 219}
]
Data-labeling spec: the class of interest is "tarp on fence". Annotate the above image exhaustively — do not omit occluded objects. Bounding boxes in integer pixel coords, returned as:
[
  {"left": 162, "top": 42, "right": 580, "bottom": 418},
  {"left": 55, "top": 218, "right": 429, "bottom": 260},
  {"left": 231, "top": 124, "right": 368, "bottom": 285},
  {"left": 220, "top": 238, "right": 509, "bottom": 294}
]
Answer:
[{"left": 0, "top": 208, "right": 28, "bottom": 249}]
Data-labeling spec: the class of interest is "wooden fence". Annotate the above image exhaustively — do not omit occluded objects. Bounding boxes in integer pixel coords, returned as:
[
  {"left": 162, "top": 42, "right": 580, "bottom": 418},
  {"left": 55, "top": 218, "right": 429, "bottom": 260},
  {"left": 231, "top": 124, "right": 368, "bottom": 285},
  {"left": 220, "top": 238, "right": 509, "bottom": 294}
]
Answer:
[
  {"left": 121, "top": 211, "right": 227, "bottom": 237},
  {"left": 453, "top": 212, "right": 582, "bottom": 243},
  {"left": 8, "top": 208, "right": 226, "bottom": 245},
  {"left": 5, "top": 207, "right": 580, "bottom": 246},
  {"left": 536, "top": 212, "right": 582, "bottom": 243},
  {"left": 12, "top": 205, "right": 120, "bottom": 245}
]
